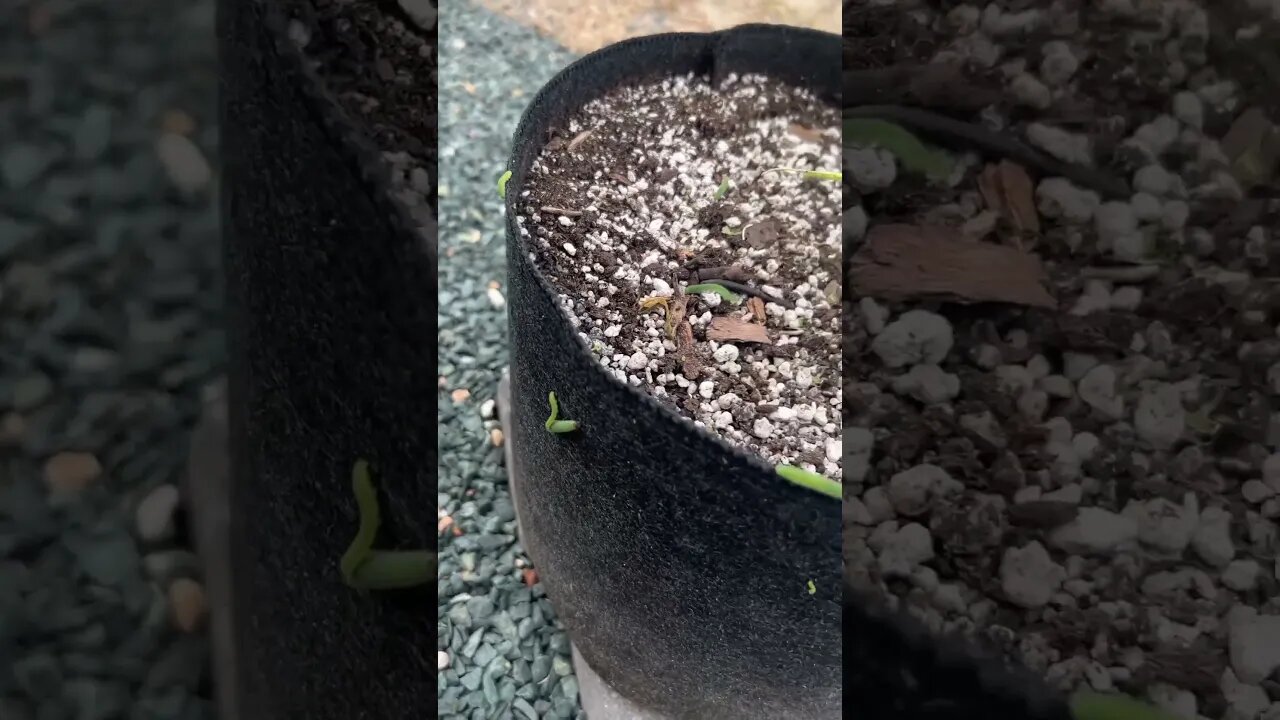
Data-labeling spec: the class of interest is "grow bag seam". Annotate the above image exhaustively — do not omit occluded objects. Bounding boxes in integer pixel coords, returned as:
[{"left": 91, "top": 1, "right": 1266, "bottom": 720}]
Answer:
[
  {"left": 504, "top": 24, "right": 840, "bottom": 491},
  {"left": 255, "top": 0, "right": 439, "bottom": 269}
]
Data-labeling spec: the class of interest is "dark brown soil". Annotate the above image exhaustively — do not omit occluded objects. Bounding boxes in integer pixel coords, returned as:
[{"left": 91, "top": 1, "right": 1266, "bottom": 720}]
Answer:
[{"left": 520, "top": 74, "right": 843, "bottom": 474}]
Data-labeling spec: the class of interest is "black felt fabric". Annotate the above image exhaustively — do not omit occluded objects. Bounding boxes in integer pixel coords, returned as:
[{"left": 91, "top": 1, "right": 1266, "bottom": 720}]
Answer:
[
  {"left": 218, "top": 1, "right": 437, "bottom": 719},
  {"left": 504, "top": 27, "right": 841, "bottom": 720}
]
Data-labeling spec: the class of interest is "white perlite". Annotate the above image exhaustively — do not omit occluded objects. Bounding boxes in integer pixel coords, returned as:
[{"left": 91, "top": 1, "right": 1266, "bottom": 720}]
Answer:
[
  {"left": 1000, "top": 541, "right": 1066, "bottom": 608},
  {"left": 1228, "top": 607, "right": 1280, "bottom": 683},
  {"left": 1049, "top": 508, "right": 1138, "bottom": 554}
]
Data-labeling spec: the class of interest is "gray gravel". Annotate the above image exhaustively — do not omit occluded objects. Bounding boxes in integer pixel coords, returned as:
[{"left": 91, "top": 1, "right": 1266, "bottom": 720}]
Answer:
[
  {"left": 435, "top": 3, "right": 583, "bottom": 719},
  {"left": 1, "top": 1, "right": 221, "bottom": 719}
]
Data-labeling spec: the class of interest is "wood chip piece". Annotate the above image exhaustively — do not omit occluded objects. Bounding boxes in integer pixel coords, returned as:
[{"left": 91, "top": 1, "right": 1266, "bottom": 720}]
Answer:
[
  {"left": 747, "top": 296, "right": 767, "bottom": 323},
  {"left": 707, "top": 317, "right": 772, "bottom": 344},
  {"left": 848, "top": 224, "right": 1057, "bottom": 309}
]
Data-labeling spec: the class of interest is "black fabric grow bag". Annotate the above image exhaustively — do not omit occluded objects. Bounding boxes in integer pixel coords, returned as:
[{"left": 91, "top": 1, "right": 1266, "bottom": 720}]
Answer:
[
  {"left": 218, "top": 1, "right": 436, "bottom": 719},
  {"left": 503, "top": 26, "right": 842, "bottom": 720}
]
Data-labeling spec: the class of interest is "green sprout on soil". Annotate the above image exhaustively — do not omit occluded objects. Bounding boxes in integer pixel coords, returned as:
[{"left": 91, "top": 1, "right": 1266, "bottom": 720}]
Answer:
[
  {"left": 339, "top": 460, "right": 435, "bottom": 591},
  {"left": 843, "top": 117, "right": 955, "bottom": 181},
  {"left": 685, "top": 283, "right": 742, "bottom": 305},
  {"left": 497, "top": 170, "right": 512, "bottom": 199},
  {"left": 1070, "top": 690, "right": 1184, "bottom": 720},
  {"left": 713, "top": 175, "right": 731, "bottom": 199},
  {"left": 775, "top": 464, "right": 841, "bottom": 500},
  {"left": 545, "top": 391, "right": 579, "bottom": 434},
  {"left": 760, "top": 167, "right": 842, "bottom": 182},
  {"left": 806, "top": 579, "right": 816, "bottom": 596}
]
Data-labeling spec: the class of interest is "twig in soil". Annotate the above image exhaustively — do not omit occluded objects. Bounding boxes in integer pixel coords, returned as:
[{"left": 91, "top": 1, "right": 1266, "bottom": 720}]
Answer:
[
  {"left": 544, "top": 392, "right": 578, "bottom": 434},
  {"left": 497, "top": 170, "right": 512, "bottom": 199},
  {"left": 698, "top": 278, "right": 795, "bottom": 309},
  {"left": 775, "top": 464, "right": 841, "bottom": 500},
  {"left": 340, "top": 460, "right": 435, "bottom": 591},
  {"left": 1080, "top": 265, "right": 1162, "bottom": 282},
  {"left": 759, "top": 167, "right": 842, "bottom": 182},
  {"left": 540, "top": 206, "right": 581, "bottom": 217},
  {"left": 845, "top": 105, "right": 1131, "bottom": 199},
  {"left": 713, "top": 176, "right": 731, "bottom": 200},
  {"left": 685, "top": 282, "right": 742, "bottom": 305}
]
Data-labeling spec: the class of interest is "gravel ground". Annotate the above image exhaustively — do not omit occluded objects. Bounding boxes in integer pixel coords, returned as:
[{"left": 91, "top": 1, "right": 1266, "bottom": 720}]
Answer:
[
  {"left": 435, "top": 3, "right": 584, "bottom": 719},
  {"left": 1, "top": 1, "right": 221, "bottom": 719},
  {"left": 845, "top": 2, "right": 1280, "bottom": 719}
]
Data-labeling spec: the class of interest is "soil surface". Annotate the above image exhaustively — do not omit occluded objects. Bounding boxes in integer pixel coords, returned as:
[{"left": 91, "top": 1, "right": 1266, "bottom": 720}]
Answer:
[
  {"left": 280, "top": 0, "right": 438, "bottom": 225},
  {"left": 519, "top": 74, "right": 843, "bottom": 477},
  {"left": 844, "top": 2, "right": 1280, "bottom": 719}
]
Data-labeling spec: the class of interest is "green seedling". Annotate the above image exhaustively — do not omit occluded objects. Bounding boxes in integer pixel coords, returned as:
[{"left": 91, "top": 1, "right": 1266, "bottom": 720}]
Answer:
[
  {"left": 685, "top": 283, "right": 742, "bottom": 305},
  {"left": 806, "top": 579, "right": 817, "bottom": 595},
  {"left": 340, "top": 460, "right": 435, "bottom": 591},
  {"left": 713, "top": 175, "right": 731, "bottom": 199},
  {"left": 497, "top": 170, "right": 512, "bottom": 199},
  {"left": 545, "top": 391, "right": 579, "bottom": 434},
  {"left": 721, "top": 225, "right": 744, "bottom": 236},
  {"left": 843, "top": 117, "right": 955, "bottom": 181},
  {"left": 1070, "top": 691, "right": 1184, "bottom": 720},
  {"left": 775, "top": 464, "right": 841, "bottom": 500},
  {"left": 761, "top": 167, "right": 842, "bottom": 182}
]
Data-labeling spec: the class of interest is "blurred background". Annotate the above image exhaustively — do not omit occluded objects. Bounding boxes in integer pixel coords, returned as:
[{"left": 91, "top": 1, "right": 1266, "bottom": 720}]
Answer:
[{"left": 1, "top": 1, "right": 222, "bottom": 719}]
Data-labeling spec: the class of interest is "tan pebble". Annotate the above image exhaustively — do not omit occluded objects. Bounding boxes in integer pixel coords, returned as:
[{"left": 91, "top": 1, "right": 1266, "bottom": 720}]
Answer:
[
  {"left": 168, "top": 578, "right": 208, "bottom": 633},
  {"left": 43, "top": 452, "right": 102, "bottom": 496},
  {"left": 451, "top": 388, "right": 471, "bottom": 403},
  {"left": 490, "top": 428, "right": 504, "bottom": 447},
  {"left": 0, "top": 412, "right": 26, "bottom": 446}
]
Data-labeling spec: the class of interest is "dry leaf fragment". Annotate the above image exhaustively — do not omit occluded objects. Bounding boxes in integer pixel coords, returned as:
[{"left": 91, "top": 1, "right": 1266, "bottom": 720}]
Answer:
[
  {"left": 567, "top": 129, "right": 593, "bottom": 152},
  {"left": 747, "top": 296, "right": 767, "bottom": 323},
  {"left": 979, "top": 161, "right": 1040, "bottom": 243},
  {"left": 849, "top": 224, "right": 1057, "bottom": 309},
  {"left": 997, "top": 160, "right": 1040, "bottom": 237},
  {"left": 666, "top": 295, "right": 688, "bottom": 339},
  {"left": 638, "top": 295, "right": 669, "bottom": 312},
  {"left": 978, "top": 164, "right": 1004, "bottom": 215},
  {"left": 788, "top": 123, "right": 824, "bottom": 143},
  {"left": 707, "top": 317, "right": 773, "bottom": 344}
]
